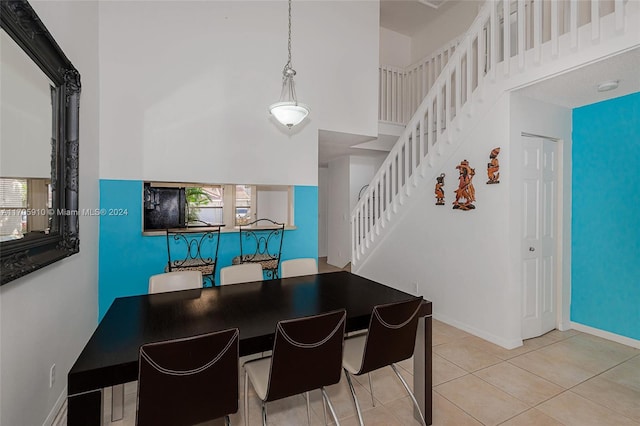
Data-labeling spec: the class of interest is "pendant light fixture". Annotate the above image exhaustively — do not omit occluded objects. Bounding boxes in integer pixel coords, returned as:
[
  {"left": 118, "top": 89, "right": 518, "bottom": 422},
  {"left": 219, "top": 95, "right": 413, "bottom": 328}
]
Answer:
[{"left": 269, "top": 0, "right": 310, "bottom": 129}]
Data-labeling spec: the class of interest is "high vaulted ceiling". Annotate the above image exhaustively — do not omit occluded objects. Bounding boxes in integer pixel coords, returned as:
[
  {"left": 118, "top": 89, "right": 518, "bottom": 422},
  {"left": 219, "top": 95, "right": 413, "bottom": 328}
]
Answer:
[{"left": 380, "top": 0, "right": 458, "bottom": 36}]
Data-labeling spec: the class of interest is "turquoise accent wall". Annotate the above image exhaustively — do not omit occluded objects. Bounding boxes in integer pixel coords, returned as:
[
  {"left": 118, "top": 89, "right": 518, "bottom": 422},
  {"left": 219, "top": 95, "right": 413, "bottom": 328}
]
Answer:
[
  {"left": 98, "top": 180, "right": 318, "bottom": 319},
  {"left": 572, "top": 92, "right": 640, "bottom": 340}
]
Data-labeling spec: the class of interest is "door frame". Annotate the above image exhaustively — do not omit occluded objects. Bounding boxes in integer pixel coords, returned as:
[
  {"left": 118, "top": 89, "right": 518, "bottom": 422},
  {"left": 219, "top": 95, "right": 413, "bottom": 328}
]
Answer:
[{"left": 520, "top": 132, "right": 569, "bottom": 335}]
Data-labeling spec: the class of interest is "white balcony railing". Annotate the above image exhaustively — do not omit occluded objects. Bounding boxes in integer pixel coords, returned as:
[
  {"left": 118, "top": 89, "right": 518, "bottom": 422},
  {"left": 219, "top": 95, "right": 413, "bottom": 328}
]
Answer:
[{"left": 379, "top": 36, "right": 462, "bottom": 125}]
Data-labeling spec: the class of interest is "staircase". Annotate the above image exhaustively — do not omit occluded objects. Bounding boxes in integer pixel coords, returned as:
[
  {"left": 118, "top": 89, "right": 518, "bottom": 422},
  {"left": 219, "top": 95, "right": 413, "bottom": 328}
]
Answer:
[
  {"left": 352, "top": 0, "right": 639, "bottom": 270},
  {"left": 379, "top": 35, "right": 462, "bottom": 126}
]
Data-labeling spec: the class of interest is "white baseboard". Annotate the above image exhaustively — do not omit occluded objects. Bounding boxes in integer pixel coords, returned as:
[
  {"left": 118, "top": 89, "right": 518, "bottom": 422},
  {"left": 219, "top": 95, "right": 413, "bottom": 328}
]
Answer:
[
  {"left": 433, "top": 313, "right": 523, "bottom": 350},
  {"left": 431, "top": 316, "right": 639, "bottom": 350},
  {"left": 44, "top": 386, "right": 67, "bottom": 426},
  {"left": 570, "top": 321, "right": 640, "bottom": 349}
]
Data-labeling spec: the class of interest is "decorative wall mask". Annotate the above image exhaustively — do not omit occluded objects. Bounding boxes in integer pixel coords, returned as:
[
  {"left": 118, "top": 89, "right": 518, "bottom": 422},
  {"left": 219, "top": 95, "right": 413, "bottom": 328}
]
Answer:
[
  {"left": 486, "top": 147, "right": 500, "bottom": 184},
  {"left": 453, "top": 160, "right": 476, "bottom": 210},
  {"left": 435, "top": 173, "right": 445, "bottom": 205}
]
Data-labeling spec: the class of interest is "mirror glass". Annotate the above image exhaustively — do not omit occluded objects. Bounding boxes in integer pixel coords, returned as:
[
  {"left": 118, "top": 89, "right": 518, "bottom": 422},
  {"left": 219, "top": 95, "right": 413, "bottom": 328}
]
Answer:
[
  {"left": 0, "top": 0, "right": 80, "bottom": 285},
  {"left": 1, "top": 29, "right": 55, "bottom": 241}
]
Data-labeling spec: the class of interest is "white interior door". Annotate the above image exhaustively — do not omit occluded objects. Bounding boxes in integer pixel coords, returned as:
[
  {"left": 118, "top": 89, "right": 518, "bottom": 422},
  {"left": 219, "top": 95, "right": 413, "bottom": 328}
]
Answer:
[{"left": 521, "top": 137, "right": 558, "bottom": 339}]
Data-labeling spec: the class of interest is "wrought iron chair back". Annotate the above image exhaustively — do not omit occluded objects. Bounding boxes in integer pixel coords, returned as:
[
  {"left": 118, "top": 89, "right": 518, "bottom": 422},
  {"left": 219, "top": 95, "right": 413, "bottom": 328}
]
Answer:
[
  {"left": 166, "top": 226, "right": 222, "bottom": 287},
  {"left": 235, "top": 218, "right": 285, "bottom": 279}
]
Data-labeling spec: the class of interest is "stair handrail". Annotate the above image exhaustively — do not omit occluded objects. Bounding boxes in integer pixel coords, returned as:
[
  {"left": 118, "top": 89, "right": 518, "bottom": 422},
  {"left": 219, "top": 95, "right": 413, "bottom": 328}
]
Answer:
[
  {"left": 354, "top": 0, "right": 503, "bottom": 263},
  {"left": 356, "top": 0, "right": 632, "bottom": 265}
]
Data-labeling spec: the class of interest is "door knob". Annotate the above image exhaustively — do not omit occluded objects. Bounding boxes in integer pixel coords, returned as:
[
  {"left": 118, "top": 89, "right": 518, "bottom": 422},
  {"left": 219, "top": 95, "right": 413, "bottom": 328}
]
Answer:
[{"left": 529, "top": 247, "right": 535, "bottom": 252}]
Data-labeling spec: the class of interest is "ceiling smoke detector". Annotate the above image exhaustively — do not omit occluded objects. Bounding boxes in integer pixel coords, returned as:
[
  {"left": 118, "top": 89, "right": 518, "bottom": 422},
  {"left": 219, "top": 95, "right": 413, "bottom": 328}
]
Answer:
[{"left": 597, "top": 80, "right": 619, "bottom": 92}]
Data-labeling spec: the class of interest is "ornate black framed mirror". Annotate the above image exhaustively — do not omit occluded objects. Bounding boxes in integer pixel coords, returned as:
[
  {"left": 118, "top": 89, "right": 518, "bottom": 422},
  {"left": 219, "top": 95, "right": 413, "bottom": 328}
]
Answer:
[{"left": 0, "top": 0, "right": 81, "bottom": 285}]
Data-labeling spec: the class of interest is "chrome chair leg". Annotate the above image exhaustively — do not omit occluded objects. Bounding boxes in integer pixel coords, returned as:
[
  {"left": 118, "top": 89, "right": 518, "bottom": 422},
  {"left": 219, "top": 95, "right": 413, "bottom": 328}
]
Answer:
[
  {"left": 261, "top": 401, "right": 267, "bottom": 426},
  {"left": 321, "top": 387, "right": 340, "bottom": 426},
  {"left": 323, "top": 392, "right": 328, "bottom": 425},
  {"left": 305, "top": 392, "right": 311, "bottom": 425},
  {"left": 368, "top": 373, "right": 375, "bottom": 407},
  {"left": 225, "top": 415, "right": 231, "bottom": 426},
  {"left": 343, "top": 368, "right": 364, "bottom": 426},
  {"left": 391, "top": 364, "right": 426, "bottom": 426},
  {"left": 244, "top": 369, "right": 249, "bottom": 426}
]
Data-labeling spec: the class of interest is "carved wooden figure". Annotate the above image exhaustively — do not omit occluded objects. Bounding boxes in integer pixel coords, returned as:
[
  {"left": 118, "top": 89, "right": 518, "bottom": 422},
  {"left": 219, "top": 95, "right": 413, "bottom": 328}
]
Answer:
[
  {"left": 435, "top": 173, "right": 445, "bottom": 205},
  {"left": 486, "top": 147, "right": 500, "bottom": 184},
  {"left": 453, "top": 160, "right": 476, "bottom": 210}
]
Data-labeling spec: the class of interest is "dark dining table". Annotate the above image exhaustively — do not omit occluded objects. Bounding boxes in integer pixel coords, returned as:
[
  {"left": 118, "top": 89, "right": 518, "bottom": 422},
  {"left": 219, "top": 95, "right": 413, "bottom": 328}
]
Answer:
[{"left": 67, "top": 270, "right": 432, "bottom": 425}]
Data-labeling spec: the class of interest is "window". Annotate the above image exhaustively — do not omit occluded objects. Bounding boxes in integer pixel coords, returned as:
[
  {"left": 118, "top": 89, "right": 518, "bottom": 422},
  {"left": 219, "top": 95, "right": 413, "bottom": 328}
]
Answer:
[
  {"left": 186, "top": 185, "right": 223, "bottom": 226},
  {"left": 0, "top": 177, "right": 52, "bottom": 241},
  {"left": 234, "top": 185, "right": 254, "bottom": 226},
  {"left": 0, "top": 178, "right": 27, "bottom": 238},
  {"left": 143, "top": 182, "right": 293, "bottom": 233}
]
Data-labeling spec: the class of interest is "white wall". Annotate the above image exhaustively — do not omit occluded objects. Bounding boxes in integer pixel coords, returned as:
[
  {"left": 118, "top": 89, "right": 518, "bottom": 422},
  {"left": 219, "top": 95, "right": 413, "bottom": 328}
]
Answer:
[
  {"left": 0, "top": 2, "right": 100, "bottom": 426},
  {"left": 326, "top": 154, "right": 386, "bottom": 268},
  {"left": 509, "top": 93, "right": 572, "bottom": 331},
  {"left": 98, "top": 1, "right": 379, "bottom": 186},
  {"left": 0, "top": 32, "right": 51, "bottom": 178},
  {"left": 327, "top": 156, "right": 350, "bottom": 267},
  {"left": 349, "top": 155, "right": 386, "bottom": 211},
  {"left": 357, "top": 94, "right": 524, "bottom": 349},
  {"left": 256, "top": 186, "right": 289, "bottom": 225},
  {"left": 410, "top": 0, "right": 478, "bottom": 63},
  {"left": 355, "top": 92, "right": 572, "bottom": 348},
  {"left": 380, "top": 27, "right": 412, "bottom": 67}
]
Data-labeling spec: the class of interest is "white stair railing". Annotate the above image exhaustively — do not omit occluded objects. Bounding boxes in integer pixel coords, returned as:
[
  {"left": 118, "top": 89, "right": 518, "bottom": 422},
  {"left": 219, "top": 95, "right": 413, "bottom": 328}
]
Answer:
[
  {"left": 379, "top": 36, "right": 462, "bottom": 125},
  {"left": 354, "top": 0, "right": 633, "bottom": 266}
]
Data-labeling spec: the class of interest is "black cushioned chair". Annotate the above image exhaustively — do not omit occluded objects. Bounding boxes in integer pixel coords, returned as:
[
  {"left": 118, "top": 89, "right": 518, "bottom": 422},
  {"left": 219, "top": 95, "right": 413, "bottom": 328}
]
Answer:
[
  {"left": 342, "top": 298, "right": 425, "bottom": 426},
  {"left": 136, "top": 328, "right": 239, "bottom": 426},
  {"left": 243, "top": 310, "right": 346, "bottom": 426}
]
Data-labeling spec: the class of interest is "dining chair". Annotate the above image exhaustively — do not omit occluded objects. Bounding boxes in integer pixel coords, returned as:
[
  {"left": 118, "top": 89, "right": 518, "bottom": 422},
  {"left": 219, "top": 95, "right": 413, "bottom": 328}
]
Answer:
[
  {"left": 148, "top": 270, "right": 203, "bottom": 294},
  {"left": 233, "top": 218, "right": 285, "bottom": 279},
  {"left": 342, "top": 298, "right": 425, "bottom": 426},
  {"left": 107, "top": 270, "right": 206, "bottom": 422},
  {"left": 220, "top": 263, "right": 263, "bottom": 285},
  {"left": 136, "top": 328, "right": 239, "bottom": 426},
  {"left": 280, "top": 258, "right": 318, "bottom": 278},
  {"left": 220, "top": 263, "right": 271, "bottom": 360},
  {"left": 243, "top": 309, "right": 347, "bottom": 426},
  {"left": 165, "top": 226, "right": 222, "bottom": 287}
]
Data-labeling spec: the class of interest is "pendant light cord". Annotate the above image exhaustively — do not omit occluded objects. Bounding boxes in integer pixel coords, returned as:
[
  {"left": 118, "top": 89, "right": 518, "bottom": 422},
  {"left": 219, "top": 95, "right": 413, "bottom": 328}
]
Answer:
[
  {"left": 282, "top": 0, "right": 297, "bottom": 102},
  {"left": 283, "top": 0, "right": 294, "bottom": 75},
  {"left": 287, "top": 0, "right": 292, "bottom": 69}
]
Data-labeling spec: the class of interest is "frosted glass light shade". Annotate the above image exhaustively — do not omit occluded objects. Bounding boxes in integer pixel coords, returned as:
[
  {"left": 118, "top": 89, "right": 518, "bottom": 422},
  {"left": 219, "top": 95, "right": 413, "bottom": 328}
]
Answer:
[{"left": 269, "top": 101, "right": 310, "bottom": 128}]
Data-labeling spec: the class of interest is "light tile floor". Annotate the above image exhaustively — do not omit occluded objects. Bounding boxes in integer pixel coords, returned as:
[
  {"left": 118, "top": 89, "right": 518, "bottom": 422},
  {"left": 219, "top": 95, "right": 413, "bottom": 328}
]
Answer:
[
  {"left": 57, "top": 263, "right": 639, "bottom": 425},
  {"left": 77, "top": 320, "right": 639, "bottom": 426}
]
